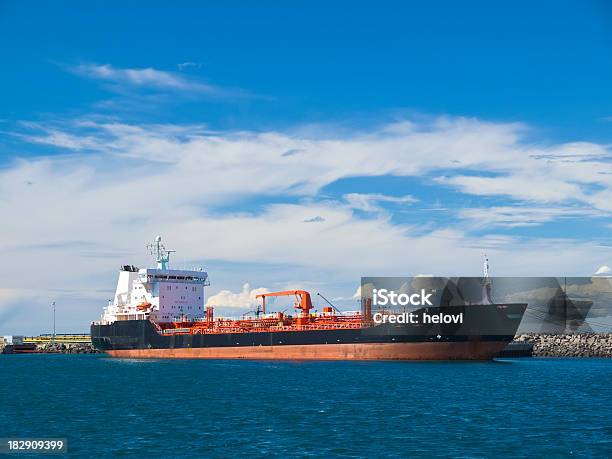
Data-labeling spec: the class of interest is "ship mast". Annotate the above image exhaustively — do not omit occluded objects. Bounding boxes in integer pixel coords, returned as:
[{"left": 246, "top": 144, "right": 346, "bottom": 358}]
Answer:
[
  {"left": 482, "top": 253, "right": 493, "bottom": 304},
  {"left": 147, "top": 236, "right": 175, "bottom": 270}
]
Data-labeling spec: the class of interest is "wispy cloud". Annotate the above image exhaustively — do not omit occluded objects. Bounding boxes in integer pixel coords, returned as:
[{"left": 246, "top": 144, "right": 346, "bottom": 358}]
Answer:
[
  {"left": 344, "top": 193, "right": 418, "bottom": 212},
  {"left": 303, "top": 216, "right": 326, "bottom": 223},
  {"left": 177, "top": 61, "right": 202, "bottom": 71},
  {"left": 459, "top": 206, "right": 602, "bottom": 228},
  {"left": 66, "top": 63, "right": 250, "bottom": 99},
  {"left": 12, "top": 116, "right": 612, "bottom": 211},
  {"left": 438, "top": 175, "right": 583, "bottom": 202}
]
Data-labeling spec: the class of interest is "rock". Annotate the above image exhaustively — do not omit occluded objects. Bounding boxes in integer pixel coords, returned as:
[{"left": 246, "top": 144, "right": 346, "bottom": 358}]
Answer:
[
  {"left": 518, "top": 333, "right": 612, "bottom": 358},
  {"left": 35, "top": 342, "right": 102, "bottom": 354}
]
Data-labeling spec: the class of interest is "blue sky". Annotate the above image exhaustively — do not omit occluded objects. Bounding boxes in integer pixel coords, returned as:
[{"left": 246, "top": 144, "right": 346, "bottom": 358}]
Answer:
[
  {"left": 1, "top": 1, "right": 612, "bottom": 333},
  {"left": 2, "top": 1, "right": 612, "bottom": 137}
]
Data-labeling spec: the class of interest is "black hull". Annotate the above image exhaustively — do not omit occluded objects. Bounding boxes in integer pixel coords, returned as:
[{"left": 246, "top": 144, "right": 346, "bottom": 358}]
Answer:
[{"left": 91, "top": 304, "right": 526, "bottom": 359}]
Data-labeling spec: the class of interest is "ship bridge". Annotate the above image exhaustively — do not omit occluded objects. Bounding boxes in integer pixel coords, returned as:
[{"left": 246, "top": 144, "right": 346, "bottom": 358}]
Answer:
[
  {"left": 139, "top": 268, "right": 210, "bottom": 285},
  {"left": 97, "top": 236, "right": 210, "bottom": 324}
]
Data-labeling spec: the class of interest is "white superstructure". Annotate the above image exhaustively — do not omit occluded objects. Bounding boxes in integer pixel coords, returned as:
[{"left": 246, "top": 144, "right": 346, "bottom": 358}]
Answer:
[{"left": 98, "top": 237, "right": 209, "bottom": 324}]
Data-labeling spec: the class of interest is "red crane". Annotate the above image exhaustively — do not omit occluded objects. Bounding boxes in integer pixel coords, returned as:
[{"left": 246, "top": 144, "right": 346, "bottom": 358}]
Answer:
[{"left": 256, "top": 290, "right": 313, "bottom": 325}]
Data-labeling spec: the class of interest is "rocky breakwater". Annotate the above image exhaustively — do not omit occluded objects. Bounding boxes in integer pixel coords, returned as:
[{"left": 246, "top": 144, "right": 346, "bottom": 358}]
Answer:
[
  {"left": 38, "top": 342, "right": 101, "bottom": 354},
  {"left": 514, "top": 333, "right": 612, "bottom": 357}
]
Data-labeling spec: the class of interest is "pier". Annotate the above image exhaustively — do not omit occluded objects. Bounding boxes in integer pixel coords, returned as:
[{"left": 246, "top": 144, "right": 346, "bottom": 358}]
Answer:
[{"left": 1, "top": 334, "right": 99, "bottom": 354}]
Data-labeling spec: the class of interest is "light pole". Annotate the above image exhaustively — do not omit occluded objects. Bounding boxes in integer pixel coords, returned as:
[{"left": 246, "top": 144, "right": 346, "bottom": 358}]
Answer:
[{"left": 52, "top": 301, "right": 56, "bottom": 344}]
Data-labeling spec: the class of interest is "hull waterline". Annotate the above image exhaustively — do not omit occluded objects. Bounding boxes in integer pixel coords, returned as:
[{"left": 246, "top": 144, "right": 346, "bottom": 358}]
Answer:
[
  {"left": 105, "top": 341, "right": 511, "bottom": 361},
  {"left": 92, "top": 303, "right": 526, "bottom": 361}
]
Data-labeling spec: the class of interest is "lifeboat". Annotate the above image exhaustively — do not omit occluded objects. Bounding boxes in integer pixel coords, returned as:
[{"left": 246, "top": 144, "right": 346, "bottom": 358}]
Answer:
[{"left": 136, "top": 301, "right": 152, "bottom": 311}]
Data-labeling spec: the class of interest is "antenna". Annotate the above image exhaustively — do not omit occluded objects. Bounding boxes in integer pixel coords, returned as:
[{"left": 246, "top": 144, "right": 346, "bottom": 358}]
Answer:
[
  {"left": 317, "top": 293, "right": 342, "bottom": 314},
  {"left": 244, "top": 304, "right": 263, "bottom": 319},
  {"left": 147, "top": 236, "right": 176, "bottom": 270},
  {"left": 51, "top": 301, "right": 56, "bottom": 344}
]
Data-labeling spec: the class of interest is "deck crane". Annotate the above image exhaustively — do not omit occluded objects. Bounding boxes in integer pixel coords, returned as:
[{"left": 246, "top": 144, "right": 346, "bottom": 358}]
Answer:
[{"left": 255, "top": 290, "right": 313, "bottom": 325}]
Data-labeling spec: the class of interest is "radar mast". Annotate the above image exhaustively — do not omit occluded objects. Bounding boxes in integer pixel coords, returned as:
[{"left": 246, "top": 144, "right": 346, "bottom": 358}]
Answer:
[{"left": 147, "top": 236, "right": 175, "bottom": 270}]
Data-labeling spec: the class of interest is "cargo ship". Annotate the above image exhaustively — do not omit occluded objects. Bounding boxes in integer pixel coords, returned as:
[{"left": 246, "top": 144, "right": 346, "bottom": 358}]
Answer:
[{"left": 91, "top": 238, "right": 527, "bottom": 360}]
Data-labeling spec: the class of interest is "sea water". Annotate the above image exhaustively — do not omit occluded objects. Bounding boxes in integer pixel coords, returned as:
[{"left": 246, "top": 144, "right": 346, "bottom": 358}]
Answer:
[{"left": 0, "top": 355, "right": 610, "bottom": 458}]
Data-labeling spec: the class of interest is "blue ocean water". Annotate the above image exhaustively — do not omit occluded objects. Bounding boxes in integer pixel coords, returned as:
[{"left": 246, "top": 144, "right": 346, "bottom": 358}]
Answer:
[{"left": 1, "top": 356, "right": 611, "bottom": 458}]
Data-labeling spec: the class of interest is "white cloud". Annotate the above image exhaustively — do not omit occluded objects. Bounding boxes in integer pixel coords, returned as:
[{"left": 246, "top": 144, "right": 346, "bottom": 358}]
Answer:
[
  {"left": 206, "top": 283, "right": 269, "bottom": 310},
  {"left": 7, "top": 117, "right": 612, "bottom": 251},
  {"left": 595, "top": 265, "right": 611, "bottom": 275},
  {"left": 328, "top": 286, "right": 362, "bottom": 303},
  {"left": 459, "top": 206, "right": 601, "bottom": 228},
  {"left": 15, "top": 116, "right": 612, "bottom": 211},
  {"left": 344, "top": 193, "right": 417, "bottom": 212},
  {"left": 3, "top": 115, "right": 612, "bottom": 332},
  {"left": 439, "top": 175, "right": 583, "bottom": 203},
  {"left": 13, "top": 124, "right": 99, "bottom": 150},
  {"left": 67, "top": 63, "right": 243, "bottom": 98},
  {"left": 177, "top": 62, "right": 202, "bottom": 71}
]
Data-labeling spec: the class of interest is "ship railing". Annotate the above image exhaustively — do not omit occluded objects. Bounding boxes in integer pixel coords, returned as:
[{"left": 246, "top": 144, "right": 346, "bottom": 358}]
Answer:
[
  {"left": 161, "top": 328, "right": 191, "bottom": 334},
  {"left": 171, "top": 321, "right": 365, "bottom": 335}
]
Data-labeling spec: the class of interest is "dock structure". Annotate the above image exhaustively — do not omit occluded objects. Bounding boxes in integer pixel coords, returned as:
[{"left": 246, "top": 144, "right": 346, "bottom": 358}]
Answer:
[{"left": 23, "top": 334, "right": 91, "bottom": 345}]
